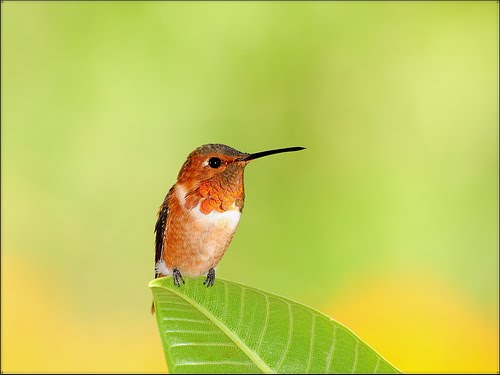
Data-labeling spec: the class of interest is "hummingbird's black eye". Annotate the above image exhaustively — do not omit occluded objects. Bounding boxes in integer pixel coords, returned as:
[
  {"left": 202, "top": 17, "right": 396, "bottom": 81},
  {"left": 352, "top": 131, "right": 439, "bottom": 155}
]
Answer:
[{"left": 208, "top": 157, "right": 222, "bottom": 169}]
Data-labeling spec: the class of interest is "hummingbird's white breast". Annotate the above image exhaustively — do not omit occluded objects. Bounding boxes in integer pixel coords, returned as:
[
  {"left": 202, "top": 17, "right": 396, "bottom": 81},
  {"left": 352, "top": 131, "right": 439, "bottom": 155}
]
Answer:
[{"left": 176, "top": 184, "right": 241, "bottom": 228}]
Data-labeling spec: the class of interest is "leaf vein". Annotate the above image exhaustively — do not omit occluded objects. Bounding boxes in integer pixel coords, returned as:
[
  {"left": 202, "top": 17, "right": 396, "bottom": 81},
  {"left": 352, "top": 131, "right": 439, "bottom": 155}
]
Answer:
[
  {"left": 163, "top": 329, "right": 219, "bottom": 334},
  {"left": 170, "top": 342, "right": 234, "bottom": 348},
  {"left": 255, "top": 294, "right": 270, "bottom": 354},
  {"left": 326, "top": 325, "right": 337, "bottom": 372},
  {"left": 352, "top": 341, "right": 359, "bottom": 373},
  {"left": 276, "top": 301, "right": 293, "bottom": 371},
  {"left": 306, "top": 314, "right": 316, "bottom": 372},
  {"left": 374, "top": 357, "right": 380, "bottom": 374},
  {"left": 175, "top": 360, "right": 252, "bottom": 366},
  {"left": 162, "top": 317, "right": 210, "bottom": 324},
  {"left": 236, "top": 285, "right": 245, "bottom": 334}
]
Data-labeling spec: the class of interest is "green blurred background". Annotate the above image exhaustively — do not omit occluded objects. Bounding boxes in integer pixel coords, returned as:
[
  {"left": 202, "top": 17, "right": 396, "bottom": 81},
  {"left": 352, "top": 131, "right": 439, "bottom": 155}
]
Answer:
[{"left": 1, "top": 1, "right": 498, "bottom": 373}]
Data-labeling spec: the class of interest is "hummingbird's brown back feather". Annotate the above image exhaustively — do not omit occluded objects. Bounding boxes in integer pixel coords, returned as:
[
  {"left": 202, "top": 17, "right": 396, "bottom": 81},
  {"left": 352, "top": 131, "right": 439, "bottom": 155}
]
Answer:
[{"left": 154, "top": 187, "right": 173, "bottom": 278}]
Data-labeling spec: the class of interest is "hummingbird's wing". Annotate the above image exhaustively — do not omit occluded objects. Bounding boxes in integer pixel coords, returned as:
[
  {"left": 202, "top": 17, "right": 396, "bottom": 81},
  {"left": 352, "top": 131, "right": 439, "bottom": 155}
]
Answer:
[{"left": 154, "top": 192, "right": 170, "bottom": 279}]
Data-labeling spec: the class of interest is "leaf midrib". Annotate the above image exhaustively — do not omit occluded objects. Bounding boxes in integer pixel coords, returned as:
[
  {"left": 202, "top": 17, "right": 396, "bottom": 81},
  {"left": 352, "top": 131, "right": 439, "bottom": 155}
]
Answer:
[{"left": 156, "top": 284, "right": 274, "bottom": 374}]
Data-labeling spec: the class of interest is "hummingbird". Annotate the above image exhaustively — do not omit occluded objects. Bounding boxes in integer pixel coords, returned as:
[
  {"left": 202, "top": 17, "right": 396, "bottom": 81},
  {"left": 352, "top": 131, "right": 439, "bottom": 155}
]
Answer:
[{"left": 153, "top": 144, "right": 305, "bottom": 291}]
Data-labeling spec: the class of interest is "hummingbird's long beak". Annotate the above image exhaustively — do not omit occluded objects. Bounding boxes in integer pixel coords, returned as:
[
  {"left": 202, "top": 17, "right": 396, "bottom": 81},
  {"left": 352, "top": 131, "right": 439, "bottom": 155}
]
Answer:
[{"left": 239, "top": 146, "right": 305, "bottom": 162}]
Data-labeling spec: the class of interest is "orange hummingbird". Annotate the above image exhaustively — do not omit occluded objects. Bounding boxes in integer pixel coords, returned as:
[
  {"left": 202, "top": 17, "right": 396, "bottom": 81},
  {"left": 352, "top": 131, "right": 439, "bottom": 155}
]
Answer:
[{"left": 153, "top": 144, "right": 305, "bottom": 291}]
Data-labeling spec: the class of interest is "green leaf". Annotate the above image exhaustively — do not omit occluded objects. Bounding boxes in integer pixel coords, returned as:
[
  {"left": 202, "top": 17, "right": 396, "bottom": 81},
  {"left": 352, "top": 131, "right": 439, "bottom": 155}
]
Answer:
[{"left": 149, "top": 277, "right": 399, "bottom": 374}]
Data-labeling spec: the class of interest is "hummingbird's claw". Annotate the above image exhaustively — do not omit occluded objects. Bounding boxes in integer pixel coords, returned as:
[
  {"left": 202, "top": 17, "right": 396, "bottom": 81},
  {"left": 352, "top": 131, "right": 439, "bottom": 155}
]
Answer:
[
  {"left": 203, "top": 268, "right": 215, "bottom": 287},
  {"left": 172, "top": 268, "right": 185, "bottom": 287}
]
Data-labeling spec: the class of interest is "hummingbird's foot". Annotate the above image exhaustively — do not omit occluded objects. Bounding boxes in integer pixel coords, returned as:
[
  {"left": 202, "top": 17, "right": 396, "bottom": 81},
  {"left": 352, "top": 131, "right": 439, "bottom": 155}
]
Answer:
[
  {"left": 203, "top": 268, "right": 215, "bottom": 287},
  {"left": 172, "top": 268, "right": 185, "bottom": 287}
]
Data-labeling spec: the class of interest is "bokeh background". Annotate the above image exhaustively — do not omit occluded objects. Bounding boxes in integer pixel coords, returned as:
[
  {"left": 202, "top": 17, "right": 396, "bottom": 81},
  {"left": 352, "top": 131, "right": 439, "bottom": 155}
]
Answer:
[{"left": 2, "top": 1, "right": 498, "bottom": 373}]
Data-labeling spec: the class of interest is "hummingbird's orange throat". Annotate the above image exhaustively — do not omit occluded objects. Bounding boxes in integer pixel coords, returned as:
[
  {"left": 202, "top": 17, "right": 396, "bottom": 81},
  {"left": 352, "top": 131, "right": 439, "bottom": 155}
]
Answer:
[
  {"left": 183, "top": 177, "right": 245, "bottom": 215},
  {"left": 177, "top": 151, "right": 248, "bottom": 215}
]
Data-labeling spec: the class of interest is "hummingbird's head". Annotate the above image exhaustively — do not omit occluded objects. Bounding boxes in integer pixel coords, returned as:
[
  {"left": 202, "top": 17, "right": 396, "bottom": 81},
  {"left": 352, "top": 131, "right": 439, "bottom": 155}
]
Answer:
[
  {"left": 176, "top": 144, "right": 305, "bottom": 213},
  {"left": 177, "top": 143, "right": 305, "bottom": 187},
  {"left": 176, "top": 144, "right": 250, "bottom": 186}
]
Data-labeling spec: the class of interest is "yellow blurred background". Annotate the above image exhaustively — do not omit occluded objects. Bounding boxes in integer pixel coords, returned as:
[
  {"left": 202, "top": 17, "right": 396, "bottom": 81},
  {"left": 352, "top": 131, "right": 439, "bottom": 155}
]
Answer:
[{"left": 1, "top": 1, "right": 498, "bottom": 373}]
